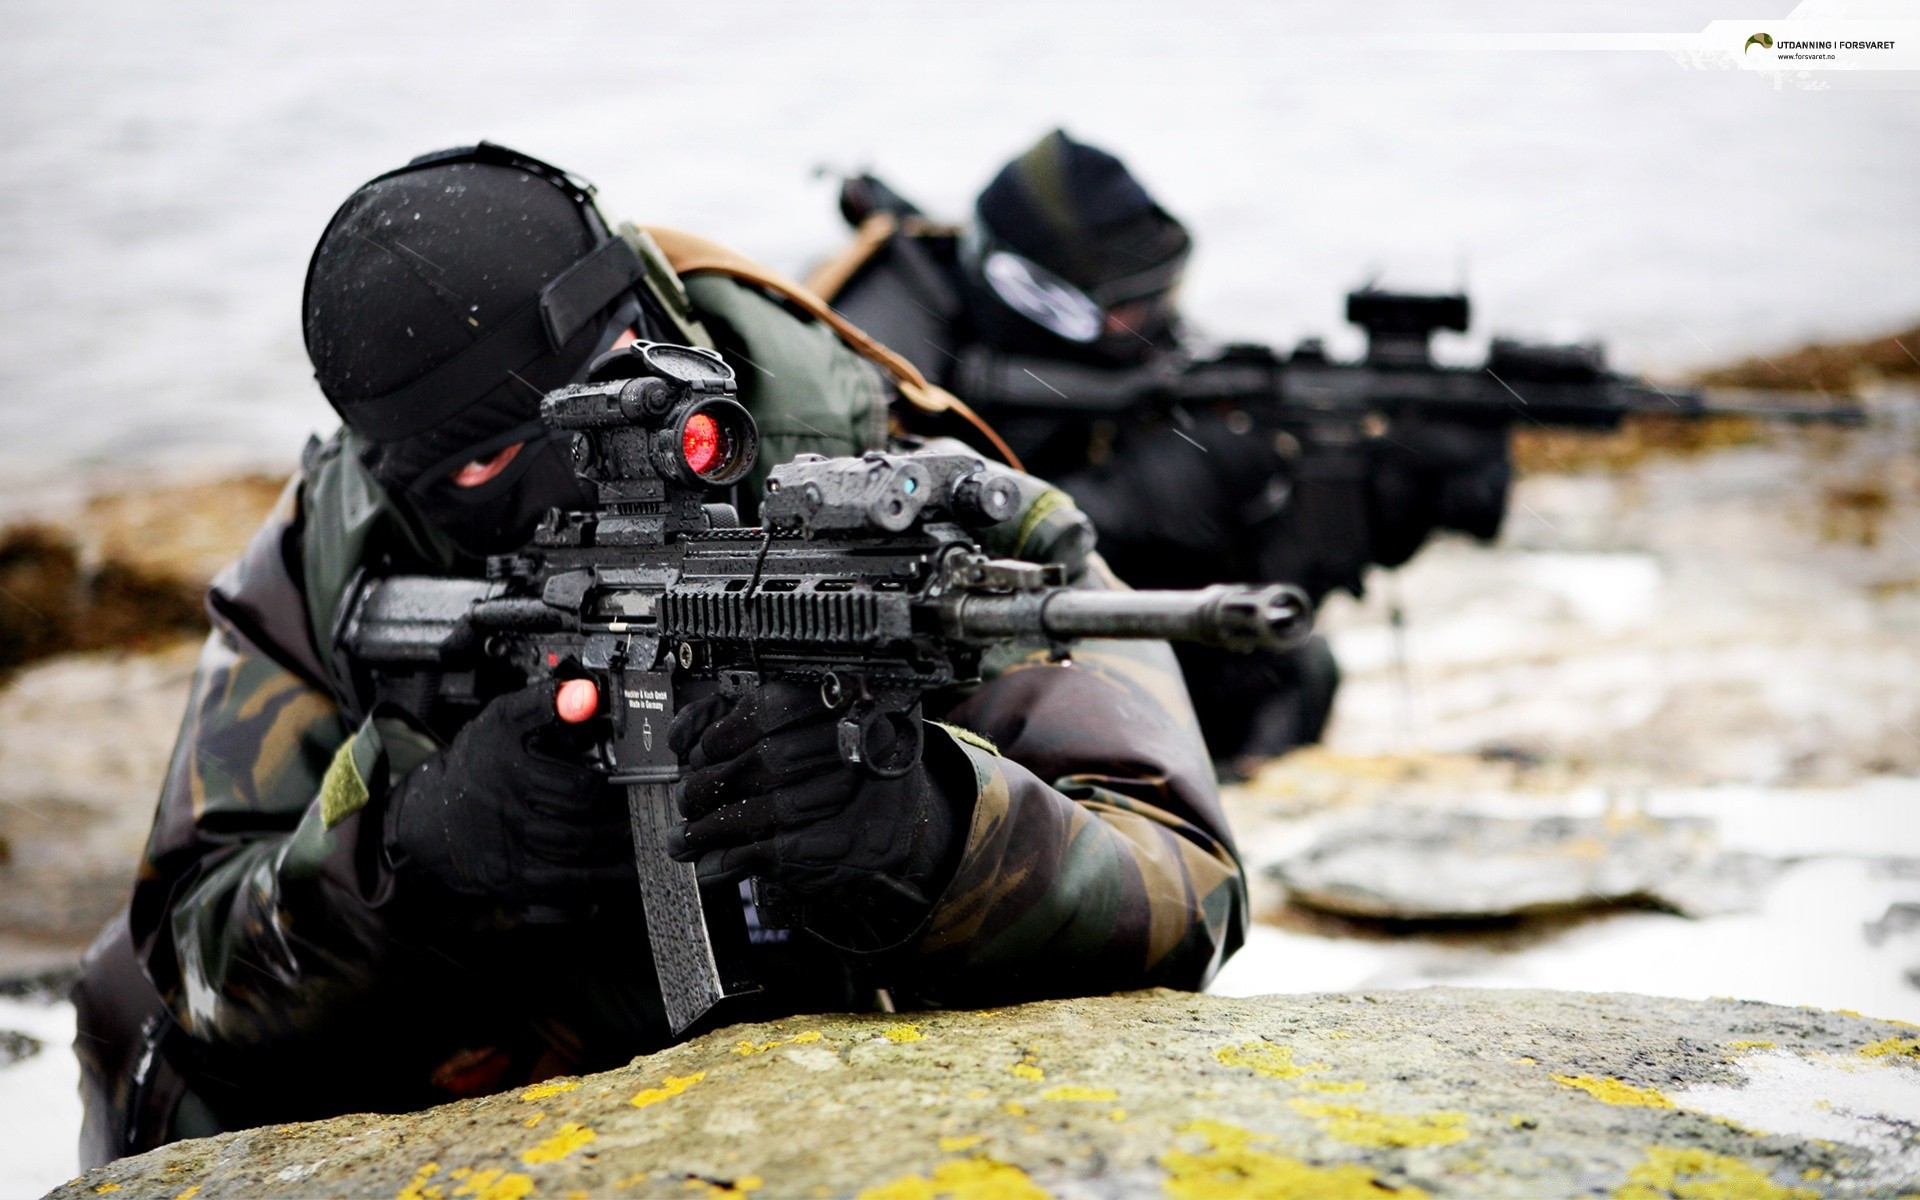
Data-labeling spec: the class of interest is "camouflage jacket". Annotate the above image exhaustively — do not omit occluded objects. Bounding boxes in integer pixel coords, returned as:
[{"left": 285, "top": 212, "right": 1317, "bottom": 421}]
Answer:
[{"left": 126, "top": 245, "right": 1245, "bottom": 1130}]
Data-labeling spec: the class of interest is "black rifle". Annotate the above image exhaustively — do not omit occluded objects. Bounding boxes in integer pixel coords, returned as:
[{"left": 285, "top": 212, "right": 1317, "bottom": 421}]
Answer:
[
  {"left": 953, "top": 289, "right": 1869, "bottom": 600},
  {"left": 333, "top": 341, "right": 1311, "bottom": 1034},
  {"left": 954, "top": 287, "right": 1869, "bottom": 432}
]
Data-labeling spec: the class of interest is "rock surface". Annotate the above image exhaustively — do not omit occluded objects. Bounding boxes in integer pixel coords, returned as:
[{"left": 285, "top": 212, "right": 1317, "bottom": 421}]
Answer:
[
  {"left": 51, "top": 988, "right": 1920, "bottom": 1199},
  {"left": 1272, "top": 807, "right": 1783, "bottom": 921},
  {"left": 0, "top": 642, "right": 198, "bottom": 964}
]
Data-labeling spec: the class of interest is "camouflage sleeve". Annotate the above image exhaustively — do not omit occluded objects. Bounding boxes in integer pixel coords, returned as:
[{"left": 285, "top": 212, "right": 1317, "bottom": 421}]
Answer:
[
  {"left": 906, "top": 634, "right": 1247, "bottom": 1005},
  {"left": 128, "top": 525, "right": 436, "bottom": 1049}
]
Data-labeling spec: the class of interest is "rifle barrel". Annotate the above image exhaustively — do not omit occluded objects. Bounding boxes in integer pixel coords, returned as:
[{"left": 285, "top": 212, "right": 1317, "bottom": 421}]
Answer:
[{"left": 949, "top": 583, "right": 1312, "bottom": 653}]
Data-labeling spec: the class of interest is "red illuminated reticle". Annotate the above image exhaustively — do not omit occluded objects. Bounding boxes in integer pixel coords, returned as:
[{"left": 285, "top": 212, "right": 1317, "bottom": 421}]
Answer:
[{"left": 683, "top": 412, "right": 723, "bottom": 476}]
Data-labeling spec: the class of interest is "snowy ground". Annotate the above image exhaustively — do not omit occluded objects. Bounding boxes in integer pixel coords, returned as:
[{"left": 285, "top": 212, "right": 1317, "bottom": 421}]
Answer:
[
  {"left": 1214, "top": 407, "right": 1920, "bottom": 1036},
  {"left": 1212, "top": 778, "right": 1920, "bottom": 1024},
  {"left": 0, "top": 998, "right": 78, "bottom": 1199}
]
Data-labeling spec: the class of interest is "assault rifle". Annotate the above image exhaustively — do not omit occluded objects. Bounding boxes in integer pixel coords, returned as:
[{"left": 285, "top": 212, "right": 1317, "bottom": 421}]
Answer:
[
  {"left": 333, "top": 341, "right": 1311, "bottom": 1034},
  {"left": 953, "top": 288, "right": 1869, "bottom": 433},
  {"left": 954, "top": 290, "right": 1868, "bottom": 601}
]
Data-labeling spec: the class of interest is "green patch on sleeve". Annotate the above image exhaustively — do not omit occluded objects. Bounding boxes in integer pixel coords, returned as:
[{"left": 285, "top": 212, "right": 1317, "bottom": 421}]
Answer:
[
  {"left": 1008, "top": 486, "right": 1069, "bottom": 560},
  {"left": 931, "top": 720, "right": 1000, "bottom": 758},
  {"left": 316, "top": 738, "right": 368, "bottom": 829}
]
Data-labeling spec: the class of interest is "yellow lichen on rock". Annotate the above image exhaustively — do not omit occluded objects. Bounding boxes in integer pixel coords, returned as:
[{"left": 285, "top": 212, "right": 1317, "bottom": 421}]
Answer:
[
  {"left": 1298, "top": 1078, "right": 1366, "bottom": 1094},
  {"left": 396, "top": 1163, "right": 441, "bottom": 1200},
  {"left": 1860, "top": 1037, "right": 1920, "bottom": 1059},
  {"left": 1213, "top": 1041, "right": 1326, "bottom": 1080},
  {"left": 882, "top": 1024, "right": 925, "bottom": 1043},
  {"left": 520, "top": 1079, "right": 579, "bottom": 1102},
  {"left": 1287, "top": 1099, "right": 1470, "bottom": 1149},
  {"left": 736, "top": 1030, "right": 827, "bottom": 1055},
  {"left": 632, "top": 1071, "right": 708, "bottom": 1109},
  {"left": 1008, "top": 1052, "right": 1044, "bottom": 1081},
  {"left": 939, "top": 1135, "right": 985, "bottom": 1153},
  {"left": 521, "top": 1121, "right": 596, "bottom": 1165},
  {"left": 393, "top": 1162, "right": 534, "bottom": 1200},
  {"left": 1551, "top": 1075, "right": 1674, "bottom": 1108},
  {"left": 1160, "top": 1120, "right": 1428, "bottom": 1199},
  {"left": 856, "top": 1157, "right": 1049, "bottom": 1199},
  {"left": 451, "top": 1169, "right": 536, "bottom": 1200},
  {"left": 1725, "top": 1041, "right": 1776, "bottom": 1053},
  {"left": 1611, "top": 1146, "right": 1817, "bottom": 1200},
  {"left": 1040, "top": 1086, "right": 1118, "bottom": 1103}
]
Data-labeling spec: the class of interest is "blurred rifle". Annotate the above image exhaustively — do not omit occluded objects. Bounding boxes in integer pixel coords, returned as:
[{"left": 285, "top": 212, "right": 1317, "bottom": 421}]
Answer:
[
  {"left": 952, "top": 288, "right": 1869, "bottom": 432},
  {"left": 829, "top": 172, "right": 1867, "bottom": 601}
]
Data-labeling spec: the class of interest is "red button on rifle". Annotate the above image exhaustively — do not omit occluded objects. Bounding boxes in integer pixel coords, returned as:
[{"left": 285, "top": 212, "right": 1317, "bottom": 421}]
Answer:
[{"left": 555, "top": 679, "right": 599, "bottom": 724}]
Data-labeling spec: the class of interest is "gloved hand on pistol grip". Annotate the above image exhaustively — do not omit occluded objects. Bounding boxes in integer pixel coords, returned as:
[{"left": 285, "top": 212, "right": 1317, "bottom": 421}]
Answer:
[
  {"left": 663, "top": 681, "right": 971, "bottom": 943},
  {"left": 383, "top": 680, "right": 636, "bottom": 907}
]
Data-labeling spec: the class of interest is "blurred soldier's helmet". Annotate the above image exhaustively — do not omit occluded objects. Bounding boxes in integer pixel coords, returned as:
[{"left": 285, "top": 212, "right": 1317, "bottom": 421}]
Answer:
[
  {"left": 302, "top": 143, "right": 649, "bottom": 553},
  {"left": 963, "top": 129, "right": 1191, "bottom": 363}
]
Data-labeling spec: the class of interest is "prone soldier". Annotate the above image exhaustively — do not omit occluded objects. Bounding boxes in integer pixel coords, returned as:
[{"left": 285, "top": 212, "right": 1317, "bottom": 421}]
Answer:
[
  {"left": 813, "top": 130, "right": 1861, "bottom": 768},
  {"left": 71, "top": 143, "right": 1250, "bottom": 1164},
  {"left": 815, "top": 131, "right": 1404, "bottom": 765}
]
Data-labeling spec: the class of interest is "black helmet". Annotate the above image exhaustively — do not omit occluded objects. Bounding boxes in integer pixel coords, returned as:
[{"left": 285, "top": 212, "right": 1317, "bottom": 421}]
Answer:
[
  {"left": 303, "top": 143, "right": 652, "bottom": 552},
  {"left": 964, "top": 130, "right": 1191, "bottom": 362}
]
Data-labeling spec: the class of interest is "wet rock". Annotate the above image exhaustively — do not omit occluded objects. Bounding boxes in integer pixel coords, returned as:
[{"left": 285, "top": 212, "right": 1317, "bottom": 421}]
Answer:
[
  {"left": 70, "top": 474, "right": 286, "bottom": 592},
  {"left": 1271, "top": 807, "right": 1783, "bottom": 921},
  {"left": 0, "top": 526, "right": 204, "bottom": 680},
  {"left": 51, "top": 988, "right": 1920, "bottom": 1199},
  {"left": 0, "top": 965, "right": 81, "bottom": 1005},
  {"left": 0, "top": 474, "right": 282, "bottom": 680},
  {"left": 0, "top": 1028, "right": 40, "bottom": 1069},
  {"left": 0, "top": 643, "right": 199, "bottom": 960},
  {"left": 1866, "top": 902, "right": 1920, "bottom": 947}
]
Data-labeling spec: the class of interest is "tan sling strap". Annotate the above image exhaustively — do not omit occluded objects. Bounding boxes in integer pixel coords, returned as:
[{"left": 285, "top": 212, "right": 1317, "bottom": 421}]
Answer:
[
  {"left": 642, "top": 225, "right": 1022, "bottom": 470},
  {"left": 803, "top": 212, "right": 898, "bottom": 302},
  {"left": 804, "top": 212, "right": 966, "bottom": 303}
]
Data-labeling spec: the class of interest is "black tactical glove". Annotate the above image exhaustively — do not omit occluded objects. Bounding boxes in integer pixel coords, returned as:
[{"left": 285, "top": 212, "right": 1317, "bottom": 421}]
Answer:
[
  {"left": 664, "top": 681, "right": 972, "bottom": 946},
  {"left": 384, "top": 681, "right": 635, "bottom": 908},
  {"left": 1368, "top": 418, "right": 1511, "bottom": 568},
  {"left": 1060, "top": 414, "right": 1292, "bottom": 590}
]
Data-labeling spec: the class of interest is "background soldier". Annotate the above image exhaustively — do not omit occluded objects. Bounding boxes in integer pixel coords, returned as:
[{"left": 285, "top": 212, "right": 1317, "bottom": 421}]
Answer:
[
  {"left": 816, "top": 130, "right": 1511, "bottom": 767},
  {"left": 71, "top": 144, "right": 1244, "bottom": 1165}
]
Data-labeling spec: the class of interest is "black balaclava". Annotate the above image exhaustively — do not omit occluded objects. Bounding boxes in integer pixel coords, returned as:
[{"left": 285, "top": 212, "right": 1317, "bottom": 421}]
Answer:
[
  {"left": 964, "top": 130, "right": 1191, "bottom": 364},
  {"left": 303, "top": 143, "right": 659, "bottom": 555}
]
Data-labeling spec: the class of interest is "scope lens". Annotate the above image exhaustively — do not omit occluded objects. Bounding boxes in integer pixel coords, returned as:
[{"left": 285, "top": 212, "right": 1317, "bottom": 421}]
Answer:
[{"left": 683, "top": 413, "right": 724, "bottom": 476}]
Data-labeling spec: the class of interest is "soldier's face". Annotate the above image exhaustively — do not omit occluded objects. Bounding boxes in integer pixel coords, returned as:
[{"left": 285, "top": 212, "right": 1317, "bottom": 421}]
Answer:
[{"left": 446, "top": 326, "right": 641, "bottom": 490}]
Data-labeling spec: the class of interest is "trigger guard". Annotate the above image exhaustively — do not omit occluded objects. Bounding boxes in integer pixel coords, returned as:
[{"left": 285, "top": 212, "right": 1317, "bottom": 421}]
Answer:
[{"left": 836, "top": 702, "right": 922, "bottom": 780}]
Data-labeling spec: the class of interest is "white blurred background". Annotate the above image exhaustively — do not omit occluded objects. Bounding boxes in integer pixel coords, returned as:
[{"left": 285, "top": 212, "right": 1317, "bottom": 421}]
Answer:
[{"left": 1, "top": 0, "right": 1915, "bottom": 496}]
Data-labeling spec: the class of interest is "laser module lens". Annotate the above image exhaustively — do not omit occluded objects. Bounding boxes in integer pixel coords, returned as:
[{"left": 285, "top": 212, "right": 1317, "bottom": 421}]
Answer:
[{"left": 683, "top": 413, "right": 723, "bottom": 476}]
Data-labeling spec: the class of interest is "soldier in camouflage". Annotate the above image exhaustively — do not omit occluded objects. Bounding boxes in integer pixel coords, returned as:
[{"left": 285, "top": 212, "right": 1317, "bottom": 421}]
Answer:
[{"left": 70, "top": 144, "right": 1245, "bottom": 1165}]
